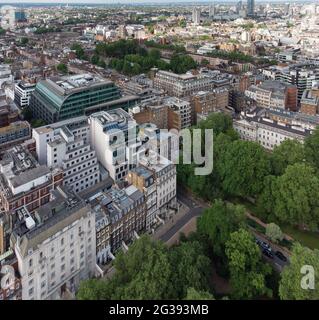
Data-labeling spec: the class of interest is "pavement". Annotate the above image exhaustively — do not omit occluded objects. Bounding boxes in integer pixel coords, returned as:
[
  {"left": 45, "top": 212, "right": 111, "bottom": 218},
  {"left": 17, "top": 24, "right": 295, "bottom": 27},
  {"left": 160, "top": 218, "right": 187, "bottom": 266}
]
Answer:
[{"left": 159, "top": 190, "right": 206, "bottom": 243}]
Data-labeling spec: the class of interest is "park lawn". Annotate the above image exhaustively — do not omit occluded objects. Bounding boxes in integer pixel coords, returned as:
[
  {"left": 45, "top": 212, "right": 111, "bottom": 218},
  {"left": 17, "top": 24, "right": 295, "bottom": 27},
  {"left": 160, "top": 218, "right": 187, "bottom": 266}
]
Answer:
[{"left": 281, "top": 225, "right": 319, "bottom": 250}]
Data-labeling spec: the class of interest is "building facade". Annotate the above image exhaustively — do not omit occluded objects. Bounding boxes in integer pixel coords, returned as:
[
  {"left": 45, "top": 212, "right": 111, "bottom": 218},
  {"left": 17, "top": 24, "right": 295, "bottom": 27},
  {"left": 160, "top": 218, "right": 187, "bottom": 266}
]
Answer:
[
  {"left": 245, "top": 80, "right": 297, "bottom": 111},
  {"left": 191, "top": 89, "right": 229, "bottom": 121},
  {"left": 14, "top": 82, "right": 36, "bottom": 108},
  {"left": 89, "top": 109, "right": 141, "bottom": 182},
  {"left": 29, "top": 74, "right": 125, "bottom": 124},
  {"left": 0, "top": 121, "right": 31, "bottom": 153},
  {"left": 0, "top": 145, "right": 63, "bottom": 214},
  {"left": 139, "top": 153, "right": 177, "bottom": 217},
  {"left": 10, "top": 187, "right": 96, "bottom": 300},
  {"left": 234, "top": 110, "right": 311, "bottom": 150},
  {"left": 127, "top": 166, "right": 158, "bottom": 231},
  {"left": 300, "top": 89, "right": 319, "bottom": 116},
  {"left": 154, "top": 70, "right": 215, "bottom": 97},
  {"left": 33, "top": 116, "right": 100, "bottom": 193},
  {"left": 90, "top": 185, "right": 146, "bottom": 258}
]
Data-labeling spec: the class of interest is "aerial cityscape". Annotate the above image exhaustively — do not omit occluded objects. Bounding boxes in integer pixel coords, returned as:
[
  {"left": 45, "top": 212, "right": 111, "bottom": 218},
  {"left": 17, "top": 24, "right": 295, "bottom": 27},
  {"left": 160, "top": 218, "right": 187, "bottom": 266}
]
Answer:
[{"left": 0, "top": 0, "right": 319, "bottom": 302}]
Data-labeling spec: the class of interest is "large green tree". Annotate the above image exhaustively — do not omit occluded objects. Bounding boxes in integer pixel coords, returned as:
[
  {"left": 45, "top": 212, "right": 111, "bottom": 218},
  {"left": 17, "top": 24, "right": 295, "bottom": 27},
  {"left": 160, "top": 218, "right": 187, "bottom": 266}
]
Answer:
[
  {"left": 77, "top": 278, "right": 113, "bottom": 300},
  {"left": 272, "top": 163, "right": 319, "bottom": 230},
  {"left": 265, "top": 223, "right": 284, "bottom": 243},
  {"left": 279, "top": 243, "right": 319, "bottom": 300},
  {"left": 170, "top": 54, "right": 197, "bottom": 74},
  {"left": 198, "top": 199, "right": 246, "bottom": 259},
  {"left": 225, "top": 228, "right": 272, "bottom": 299},
  {"left": 305, "top": 127, "right": 319, "bottom": 171},
  {"left": 271, "top": 139, "right": 305, "bottom": 176},
  {"left": 168, "top": 241, "right": 211, "bottom": 299},
  {"left": 218, "top": 140, "right": 271, "bottom": 198},
  {"left": 56, "top": 63, "right": 68, "bottom": 74},
  {"left": 197, "top": 112, "right": 233, "bottom": 137},
  {"left": 71, "top": 43, "right": 86, "bottom": 60},
  {"left": 111, "top": 235, "right": 174, "bottom": 299},
  {"left": 256, "top": 175, "right": 277, "bottom": 221},
  {"left": 185, "top": 287, "right": 215, "bottom": 300},
  {"left": 77, "top": 235, "right": 175, "bottom": 300}
]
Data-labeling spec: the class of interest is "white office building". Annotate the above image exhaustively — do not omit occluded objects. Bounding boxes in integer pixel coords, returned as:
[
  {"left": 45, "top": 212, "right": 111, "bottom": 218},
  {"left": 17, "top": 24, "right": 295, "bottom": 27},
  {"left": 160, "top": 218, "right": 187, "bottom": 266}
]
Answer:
[
  {"left": 192, "top": 7, "right": 201, "bottom": 25},
  {"left": 10, "top": 187, "right": 96, "bottom": 300},
  {"left": 233, "top": 110, "right": 312, "bottom": 150},
  {"left": 14, "top": 82, "right": 36, "bottom": 108},
  {"left": 89, "top": 109, "right": 141, "bottom": 182},
  {"left": 139, "top": 152, "right": 177, "bottom": 217},
  {"left": 33, "top": 116, "right": 101, "bottom": 193}
]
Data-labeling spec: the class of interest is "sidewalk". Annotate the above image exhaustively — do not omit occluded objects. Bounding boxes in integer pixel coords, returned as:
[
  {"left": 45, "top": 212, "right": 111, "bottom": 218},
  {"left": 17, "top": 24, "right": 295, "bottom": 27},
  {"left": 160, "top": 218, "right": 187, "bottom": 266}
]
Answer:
[{"left": 152, "top": 201, "right": 189, "bottom": 241}]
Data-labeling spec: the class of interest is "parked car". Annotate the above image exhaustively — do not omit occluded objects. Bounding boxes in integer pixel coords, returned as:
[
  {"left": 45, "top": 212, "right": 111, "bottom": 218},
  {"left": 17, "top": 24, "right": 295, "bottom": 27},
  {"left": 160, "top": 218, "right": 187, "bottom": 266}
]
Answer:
[
  {"left": 275, "top": 251, "right": 287, "bottom": 262},
  {"left": 263, "top": 249, "right": 274, "bottom": 259},
  {"left": 256, "top": 239, "right": 272, "bottom": 252}
]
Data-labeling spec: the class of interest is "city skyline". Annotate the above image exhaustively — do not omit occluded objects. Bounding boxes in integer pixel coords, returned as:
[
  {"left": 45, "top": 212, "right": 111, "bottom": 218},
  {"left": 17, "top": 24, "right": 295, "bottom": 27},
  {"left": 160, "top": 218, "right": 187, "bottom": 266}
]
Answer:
[{"left": 0, "top": 0, "right": 306, "bottom": 4}]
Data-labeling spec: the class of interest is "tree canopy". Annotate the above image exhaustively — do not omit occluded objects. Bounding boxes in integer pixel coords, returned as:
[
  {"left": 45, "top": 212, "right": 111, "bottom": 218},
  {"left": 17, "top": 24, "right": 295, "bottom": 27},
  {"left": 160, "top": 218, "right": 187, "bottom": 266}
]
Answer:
[
  {"left": 305, "top": 127, "right": 319, "bottom": 171},
  {"left": 270, "top": 139, "right": 305, "bottom": 176},
  {"left": 198, "top": 199, "right": 246, "bottom": 259},
  {"left": 272, "top": 163, "right": 319, "bottom": 230},
  {"left": 279, "top": 243, "right": 319, "bottom": 300},
  {"left": 265, "top": 223, "right": 284, "bottom": 243},
  {"left": 56, "top": 63, "right": 68, "bottom": 74},
  {"left": 184, "top": 287, "right": 215, "bottom": 300},
  {"left": 77, "top": 235, "right": 213, "bottom": 300},
  {"left": 218, "top": 140, "right": 271, "bottom": 198},
  {"left": 225, "top": 228, "right": 272, "bottom": 299}
]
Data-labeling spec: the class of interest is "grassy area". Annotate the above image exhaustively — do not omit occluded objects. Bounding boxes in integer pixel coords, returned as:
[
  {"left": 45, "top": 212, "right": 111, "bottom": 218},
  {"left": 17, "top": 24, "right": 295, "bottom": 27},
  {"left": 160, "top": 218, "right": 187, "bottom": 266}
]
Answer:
[{"left": 281, "top": 225, "right": 319, "bottom": 250}]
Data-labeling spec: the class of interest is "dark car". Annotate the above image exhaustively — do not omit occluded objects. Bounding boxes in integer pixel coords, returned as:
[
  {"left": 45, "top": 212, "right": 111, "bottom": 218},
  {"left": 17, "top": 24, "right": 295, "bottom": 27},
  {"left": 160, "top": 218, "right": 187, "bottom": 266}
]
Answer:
[
  {"left": 275, "top": 251, "right": 287, "bottom": 262},
  {"left": 263, "top": 249, "right": 274, "bottom": 259},
  {"left": 257, "top": 239, "right": 272, "bottom": 252}
]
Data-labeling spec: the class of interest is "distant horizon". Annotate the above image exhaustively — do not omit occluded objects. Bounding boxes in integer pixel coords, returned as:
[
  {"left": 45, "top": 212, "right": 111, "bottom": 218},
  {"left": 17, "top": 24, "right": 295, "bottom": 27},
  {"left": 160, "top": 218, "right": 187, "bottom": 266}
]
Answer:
[{"left": 0, "top": 0, "right": 314, "bottom": 4}]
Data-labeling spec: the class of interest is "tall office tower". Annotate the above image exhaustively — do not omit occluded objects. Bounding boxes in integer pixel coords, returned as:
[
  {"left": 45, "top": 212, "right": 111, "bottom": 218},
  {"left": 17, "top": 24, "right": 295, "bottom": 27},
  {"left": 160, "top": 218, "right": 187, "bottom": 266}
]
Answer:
[
  {"left": 284, "top": 3, "right": 290, "bottom": 16},
  {"left": 209, "top": 4, "right": 215, "bottom": 17},
  {"left": 1, "top": 5, "right": 27, "bottom": 30},
  {"left": 247, "top": 0, "right": 255, "bottom": 16},
  {"left": 192, "top": 7, "right": 201, "bottom": 25},
  {"left": 236, "top": 0, "right": 243, "bottom": 13}
]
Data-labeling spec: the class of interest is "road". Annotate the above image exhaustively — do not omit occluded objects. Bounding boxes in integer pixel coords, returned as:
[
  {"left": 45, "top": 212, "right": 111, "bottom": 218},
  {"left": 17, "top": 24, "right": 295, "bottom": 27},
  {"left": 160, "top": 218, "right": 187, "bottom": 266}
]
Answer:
[
  {"left": 160, "top": 189, "right": 290, "bottom": 272},
  {"left": 254, "top": 233, "right": 290, "bottom": 272},
  {"left": 104, "top": 190, "right": 289, "bottom": 280},
  {"left": 159, "top": 191, "right": 205, "bottom": 242}
]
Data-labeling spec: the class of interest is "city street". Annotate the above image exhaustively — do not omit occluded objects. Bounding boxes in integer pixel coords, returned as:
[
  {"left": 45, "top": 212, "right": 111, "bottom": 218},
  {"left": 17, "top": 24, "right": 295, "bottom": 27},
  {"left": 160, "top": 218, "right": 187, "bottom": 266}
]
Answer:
[
  {"left": 159, "top": 191, "right": 205, "bottom": 243},
  {"left": 254, "top": 233, "right": 290, "bottom": 272},
  {"left": 159, "top": 188, "right": 290, "bottom": 272}
]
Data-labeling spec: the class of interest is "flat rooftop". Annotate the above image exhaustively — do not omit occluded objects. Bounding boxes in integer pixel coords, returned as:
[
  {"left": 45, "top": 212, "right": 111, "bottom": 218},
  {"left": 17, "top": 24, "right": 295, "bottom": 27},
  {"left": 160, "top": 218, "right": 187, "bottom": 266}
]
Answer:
[{"left": 39, "top": 73, "right": 113, "bottom": 97}]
